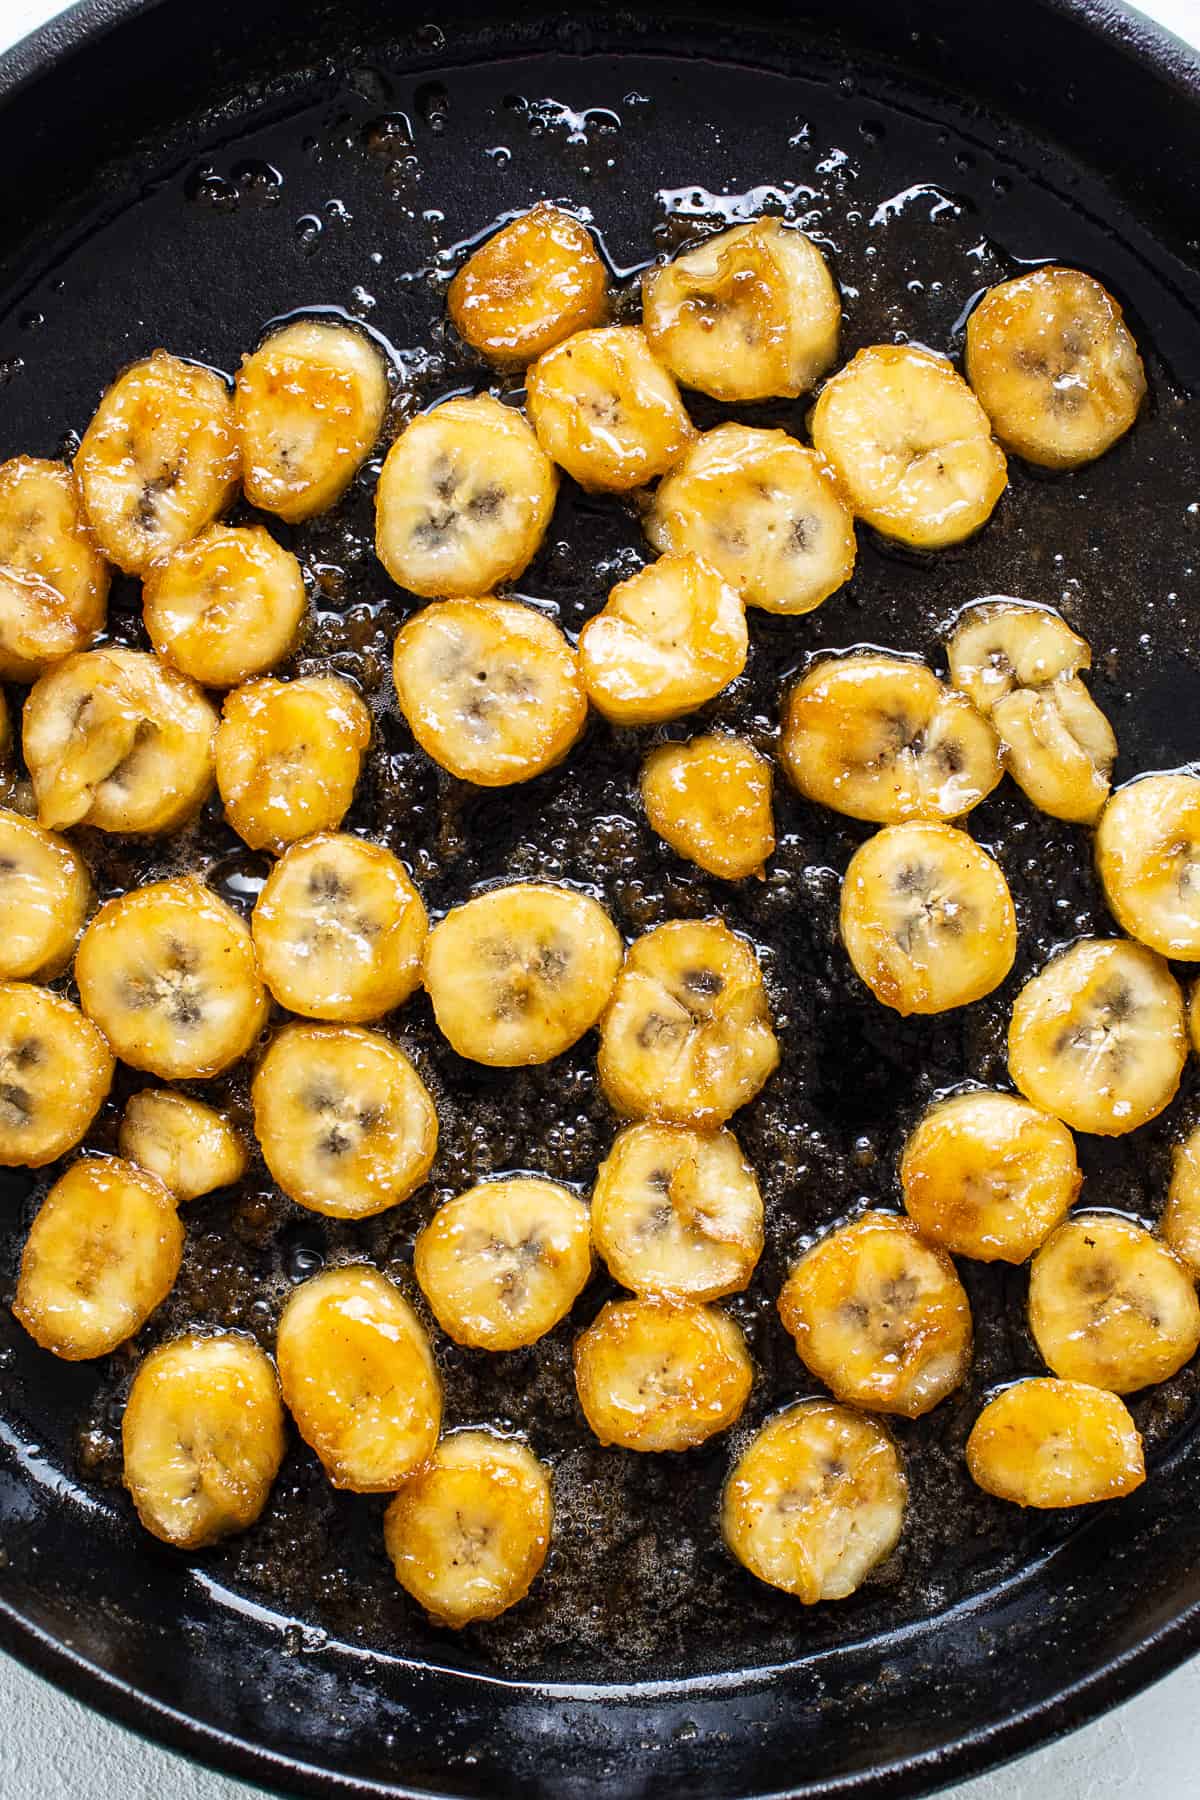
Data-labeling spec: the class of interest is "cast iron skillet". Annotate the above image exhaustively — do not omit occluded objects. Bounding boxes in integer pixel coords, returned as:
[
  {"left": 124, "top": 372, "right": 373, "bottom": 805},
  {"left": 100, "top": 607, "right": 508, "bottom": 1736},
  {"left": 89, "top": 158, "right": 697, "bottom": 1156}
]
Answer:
[{"left": 2, "top": 1, "right": 1200, "bottom": 1795}]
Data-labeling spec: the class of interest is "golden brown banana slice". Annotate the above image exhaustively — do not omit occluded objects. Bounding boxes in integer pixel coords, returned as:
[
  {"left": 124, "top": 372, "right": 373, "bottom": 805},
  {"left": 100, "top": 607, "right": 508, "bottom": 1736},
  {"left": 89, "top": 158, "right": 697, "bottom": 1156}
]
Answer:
[
  {"left": 118, "top": 1089, "right": 247, "bottom": 1201},
  {"left": 574, "top": 1297, "right": 752, "bottom": 1451},
  {"left": 13, "top": 1156, "right": 183, "bottom": 1360},
  {"left": 722, "top": 1400, "right": 906, "bottom": 1601},
  {"left": 384, "top": 1430, "right": 552, "bottom": 1627},
  {"left": 391, "top": 596, "right": 586, "bottom": 786},
  {"left": 0, "top": 456, "right": 109, "bottom": 679},
  {"left": 1162, "top": 1123, "right": 1200, "bottom": 1279},
  {"left": 965, "top": 267, "right": 1146, "bottom": 469},
  {"left": 75, "top": 876, "right": 267, "bottom": 1079},
  {"left": 236, "top": 318, "right": 388, "bottom": 522},
  {"left": 423, "top": 882, "right": 622, "bottom": 1066},
  {"left": 780, "top": 655, "right": 1002, "bottom": 825},
  {"left": 0, "top": 809, "right": 91, "bottom": 979},
  {"left": 76, "top": 350, "right": 239, "bottom": 575},
  {"left": 251, "top": 1021, "right": 437, "bottom": 1218},
  {"left": 375, "top": 394, "right": 556, "bottom": 597},
  {"left": 0, "top": 982, "right": 113, "bottom": 1166},
  {"left": 1008, "top": 938, "right": 1186, "bottom": 1136},
  {"left": 23, "top": 646, "right": 216, "bottom": 834},
  {"left": 590, "top": 1121, "right": 763, "bottom": 1302},
  {"left": 778, "top": 1211, "right": 973, "bottom": 1417},
  {"left": 1095, "top": 774, "right": 1200, "bottom": 960},
  {"left": 448, "top": 204, "right": 608, "bottom": 364},
  {"left": 143, "top": 523, "right": 307, "bottom": 687},
  {"left": 598, "top": 918, "right": 778, "bottom": 1128},
  {"left": 276, "top": 1266, "right": 441, "bottom": 1491},
  {"left": 215, "top": 674, "right": 370, "bottom": 853},
  {"left": 414, "top": 1177, "right": 591, "bottom": 1350},
  {"left": 123, "top": 1334, "right": 285, "bottom": 1547},
  {"left": 948, "top": 598, "right": 1091, "bottom": 713},
  {"left": 966, "top": 1378, "right": 1145, "bottom": 1509},
  {"left": 578, "top": 552, "right": 747, "bottom": 726},
  {"left": 525, "top": 325, "right": 695, "bottom": 492},
  {"left": 840, "top": 822, "right": 1016, "bottom": 1016},
  {"left": 1029, "top": 1213, "right": 1200, "bottom": 1393},
  {"left": 809, "top": 344, "right": 1007, "bottom": 549},
  {"left": 641, "top": 734, "right": 775, "bottom": 881}
]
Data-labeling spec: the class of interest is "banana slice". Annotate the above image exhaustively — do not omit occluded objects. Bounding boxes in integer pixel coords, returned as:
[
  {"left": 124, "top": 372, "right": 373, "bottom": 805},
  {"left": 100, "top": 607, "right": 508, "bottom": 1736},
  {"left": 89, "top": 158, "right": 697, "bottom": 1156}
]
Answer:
[
  {"left": 948, "top": 598, "right": 1092, "bottom": 714},
  {"left": 0, "top": 456, "right": 109, "bottom": 679},
  {"left": 840, "top": 822, "right": 1016, "bottom": 1016},
  {"left": 123, "top": 1334, "right": 285, "bottom": 1547},
  {"left": 722, "top": 1400, "right": 906, "bottom": 1602},
  {"left": 1096, "top": 774, "right": 1200, "bottom": 959},
  {"left": 251, "top": 1021, "right": 438, "bottom": 1218},
  {"left": 590, "top": 1121, "right": 763, "bottom": 1302},
  {"left": 901, "top": 1090, "right": 1081, "bottom": 1263},
  {"left": 447, "top": 203, "right": 608, "bottom": 365},
  {"left": 778, "top": 1211, "right": 973, "bottom": 1417},
  {"left": 23, "top": 645, "right": 217, "bottom": 834},
  {"left": 1029, "top": 1212, "right": 1200, "bottom": 1393},
  {"left": 526, "top": 325, "right": 696, "bottom": 492},
  {"left": 384, "top": 1430, "right": 552, "bottom": 1627},
  {"left": 0, "top": 809, "right": 91, "bottom": 979},
  {"left": 215, "top": 674, "right": 371, "bottom": 853},
  {"left": 391, "top": 596, "right": 586, "bottom": 786},
  {"left": 1008, "top": 938, "right": 1186, "bottom": 1136},
  {"left": 423, "top": 882, "right": 622, "bottom": 1067},
  {"left": 780, "top": 655, "right": 1002, "bottom": 825},
  {"left": 965, "top": 267, "right": 1146, "bottom": 469},
  {"left": 251, "top": 831, "right": 427, "bottom": 1022},
  {"left": 966, "top": 1378, "right": 1145, "bottom": 1509},
  {"left": 75, "top": 876, "right": 267, "bottom": 1079},
  {"left": 76, "top": 350, "right": 239, "bottom": 575},
  {"left": 574, "top": 1296, "right": 752, "bottom": 1451},
  {"left": 1162, "top": 1124, "right": 1200, "bottom": 1279},
  {"left": 375, "top": 394, "right": 557, "bottom": 598},
  {"left": 236, "top": 318, "right": 389, "bottom": 522},
  {"left": 0, "top": 982, "right": 113, "bottom": 1166},
  {"left": 13, "top": 1155, "right": 183, "bottom": 1360},
  {"left": 414, "top": 1177, "right": 591, "bottom": 1350},
  {"left": 276, "top": 1266, "right": 441, "bottom": 1490},
  {"left": 143, "top": 523, "right": 307, "bottom": 687},
  {"left": 809, "top": 344, "right": 1007, "bottom": 549},
  {"left": 578, "top": 552, "right": 747, "bottom": 726},
  {"left": 641, "top": 734, "right": 775, "bottom": 881},
  {"left": 598, "top": 918, "right": 779, "bottom": 1128},
  {"left": 642, "top": 218, "right": 840, "bottom": 403},
  {"left": 118, "top": 1089, "right": 247, "bottom": 1201}
]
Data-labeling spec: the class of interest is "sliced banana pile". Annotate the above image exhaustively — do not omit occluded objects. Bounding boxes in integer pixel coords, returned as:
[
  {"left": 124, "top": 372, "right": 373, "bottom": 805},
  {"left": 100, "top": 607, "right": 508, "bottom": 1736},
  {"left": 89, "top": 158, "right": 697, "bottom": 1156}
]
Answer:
[
  {"left": 526, "top": 325, "right": 695, "bottom": 491},
  {"left": 143, "top": 523, "right": 307, "bottom": 688},
  {"left": 0, "top": 809, "right": 91, "bottom": 979},
  {"left": 1095, "top": 774, "right": 1200, "bottom": 959},
  {"left": 579, "top": 552, "right": 748, "bottom": 726},
  {"left": 215, "top": 674, "right": 371, "bottom": 853},
  {"left": 0, "top": 456, "right": 109, "bottom": 679},
  {"left": 1162, "top": 1123, "right": 1200, "bottom": 1279},
  {"left": 118, "top": 1089, "right": 247, "bottom": 1201},
  {"left": 574, "top": 1296, "right": 753, "bottom": 1452},
  {"left": 641, "top": 733, "right": 775, "bottom": 880},
  {"left": 966, "top": 1378, "right": 1145, "bottom": 1510},
  {"left": 0, "top": 981, "right": 113, "bottom": 1166},
  {"left": 448, "top": 203, "right": 608, "bottom": 364}
]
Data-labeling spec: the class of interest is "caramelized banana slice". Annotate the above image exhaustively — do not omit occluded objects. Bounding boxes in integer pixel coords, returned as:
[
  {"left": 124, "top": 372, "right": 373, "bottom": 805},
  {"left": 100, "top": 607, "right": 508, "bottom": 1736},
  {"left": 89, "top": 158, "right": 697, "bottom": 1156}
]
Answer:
[
  {"left": 591, "top": 1121, "right": 763, "bottom": 1302},
  {"left": 948, "top": 598, "right": 1091, "bottom": 713},
  {"left": 76, "top": 350, "right": 239, "bottom": 574},
  {"left": 118, "top": 1089, "right": 247, "bottom": 1201},
  {"left": 778, "top": 1211, "right": 973, "bottom": 1417},
  {"left": 384, "top": 1430, "right": 552, "bottom": 1627},
  {"left": 0, "top": 457, "right": 109, "bottom": 679},
  {"left": 641, "top": 733, "right": 775, "bottom": 881},
  {"left": 143, "top": 523, "right": 307, "bottom": 687},
  {"left": 0, "top": 809, "right": 91, "bottom": 979},
  {"left": 277, "top": 1266, "right": 441, "bottom": 1490},
  {"left": 722, "top": 1400, "right": 906, "bottom": 1601},
  {"left": 526, "top": 325, "right": 695, "bottom": 492},
  {"left": 123, "top": 1334, "right": 285, "bottom": 1547},
  {"left": 810, "top": 344, "right": 1007, "bottom": 549},
  {"left": 236, "top": 318, "right": 388, "bottom": 521},
  {"left": 75, "top": 877, "right": 267, "bottom": 1079},
  {"left": 780, "top": 654, "right": 1002, "bottom": 825},
  {"left": 1008, "top": 938, "right": 1186, "bottom": 1136},
  {"left": 965, "top": 267, "right": 1146, "bottom": 469},
  {"left": 423, "top": 882, "right": 622, "bottom": 1066},
  {"left": 251, "top": 1021, "right": 437, "bottom": 1218},
  {"left": 375, "top": 395, "right": 557, "bottom": 597},
  {"left": 14, "top": 1156, "right": 183, "bottom": 1359},
  {"left": 840, "top": 822, "right": 1016, "bottom": 1016},
  {"left": 1096, "top": 775, "right": 1200, "bottom": 959},
  {"left": 215, "top": 674, "right": 370, "bottom": 853},
  {"left": 391, "top": 597, "right": 586, "bottom": 786},
  {"left": 578, "top": 552, "right": 747, "bottom": 726},
  {"left": 1162, "top": 1123, "right": 1200, "bottom": 1279},
  {"left": 414, "top": 1177, "right": 592, "bottom": 1350},
  {"left": 23, "top": 646, "right": 216, "bottom": 834},
  {"left": 1029, "top": 1213, "right": 1200, "bottom": 1393},
  {"left": 574, "top": 1297, "right": 752, "bottom": 1451},
  {"left": 598, "top": 918, "right": 779, "bottom": 1128},
  {"left": 0, "top": 982, "right": 113, "bottom": 1166},
  {"left": 966, "top": 1378, "right": 1145, "bottom": 1508},
  {"left": 448, "top": 204, "right": 608, "bottom": 364}
]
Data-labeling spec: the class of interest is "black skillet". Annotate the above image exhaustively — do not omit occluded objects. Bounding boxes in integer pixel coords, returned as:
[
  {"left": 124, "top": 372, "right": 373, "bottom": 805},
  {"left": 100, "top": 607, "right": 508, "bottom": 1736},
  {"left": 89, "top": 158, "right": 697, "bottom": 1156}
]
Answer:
[{"left": 3, "top": 1, "right": 1200, "bottom": 1795}]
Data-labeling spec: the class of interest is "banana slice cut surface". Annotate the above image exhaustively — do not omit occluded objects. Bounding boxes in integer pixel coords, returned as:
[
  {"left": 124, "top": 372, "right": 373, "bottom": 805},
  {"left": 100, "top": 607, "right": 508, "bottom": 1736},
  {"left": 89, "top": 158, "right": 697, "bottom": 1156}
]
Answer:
[
  {"left": 0, "top": 982, "right": 114, "bottom": 1166},
  {"left": 1162, "top": 1124, "right": 1200, "bottom": 1280},
  {"left": 1096, "top": 774, "right": 1200, "bottom": 959},
  {"left": 143, "top": 523, "right": 307, "bottom": 688},
  {"left": 0, "top": 809, "right": 91, "bottom": 979},
  {"left": 966, "top": 1377, "right": 1145, "bottom": 1508},
  {"left": 215, "top": 674, "right": 371, "bottom": 853},
  {"left": 574, "top": 1296, "right": 752, "bottom": 1451},
  {"left": 641, "top": 733, "right": 775, "bottom": 881},
  {"left": 118, "top": 1089, "right": 247, "bottom": 1201},
  {"left": 0, "top": 456, "right": 109, "bottom": 679},
  {"left": 448, "top": 204, "right": 608, "bottom": 364},
  {"left": 948, "top": 598, "right": 1091, "bottom": 713},
  {"left": 578, "top": 552, "right": 747, "bottom": 726},
  {"left": 526, "top": 325, "right": 695, "bottom": 492}
]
